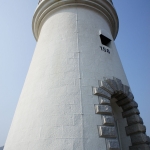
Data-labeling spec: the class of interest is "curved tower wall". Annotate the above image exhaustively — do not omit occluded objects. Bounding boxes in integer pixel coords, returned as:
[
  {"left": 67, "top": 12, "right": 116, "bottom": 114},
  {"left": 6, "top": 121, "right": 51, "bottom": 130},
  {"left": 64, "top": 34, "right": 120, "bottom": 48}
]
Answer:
[{"left": 4, "top": 1, "right": 133, "bottom": 150}]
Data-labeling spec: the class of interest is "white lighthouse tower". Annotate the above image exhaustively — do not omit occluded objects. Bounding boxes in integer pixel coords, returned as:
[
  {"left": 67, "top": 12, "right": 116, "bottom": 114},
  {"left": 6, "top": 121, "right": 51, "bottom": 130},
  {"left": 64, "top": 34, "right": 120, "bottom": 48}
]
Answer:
[{"left": 4, "top": 0, "right": 150, "bottom": 150}]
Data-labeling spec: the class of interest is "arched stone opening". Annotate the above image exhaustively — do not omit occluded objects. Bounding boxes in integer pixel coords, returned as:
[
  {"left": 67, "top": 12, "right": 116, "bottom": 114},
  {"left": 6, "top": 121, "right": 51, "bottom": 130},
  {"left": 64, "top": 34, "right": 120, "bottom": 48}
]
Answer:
[{"left": 93, "top": 77, "right": 150, "bottom": 150}]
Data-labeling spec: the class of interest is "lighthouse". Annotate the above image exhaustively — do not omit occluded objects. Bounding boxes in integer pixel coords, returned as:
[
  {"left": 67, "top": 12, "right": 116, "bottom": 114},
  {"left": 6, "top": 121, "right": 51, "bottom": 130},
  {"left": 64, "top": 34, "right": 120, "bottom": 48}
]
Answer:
[{"left": 4, "top": 0, "right": 150, "bottom": 150}]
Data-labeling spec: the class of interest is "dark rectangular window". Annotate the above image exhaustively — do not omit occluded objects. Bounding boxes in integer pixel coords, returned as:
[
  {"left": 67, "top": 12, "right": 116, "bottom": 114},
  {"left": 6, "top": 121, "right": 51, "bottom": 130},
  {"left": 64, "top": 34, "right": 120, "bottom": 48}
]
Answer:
[{"left": 100, "top": 34, "right": 111, "bottom": 47}]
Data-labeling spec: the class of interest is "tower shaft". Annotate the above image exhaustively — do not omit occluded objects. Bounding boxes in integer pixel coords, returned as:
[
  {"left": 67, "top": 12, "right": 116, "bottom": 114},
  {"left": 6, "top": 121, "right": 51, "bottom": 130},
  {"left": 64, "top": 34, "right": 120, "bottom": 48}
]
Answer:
[{"left": 4, "top": 1, "right": 150, "bottom": 150}]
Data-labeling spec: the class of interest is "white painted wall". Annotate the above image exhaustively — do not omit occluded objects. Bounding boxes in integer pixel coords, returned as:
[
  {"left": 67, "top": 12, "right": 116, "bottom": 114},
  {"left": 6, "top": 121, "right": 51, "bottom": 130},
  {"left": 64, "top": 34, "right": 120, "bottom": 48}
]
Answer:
[{"left": 4, "top": 4, "right": 130, "bottom": 150}]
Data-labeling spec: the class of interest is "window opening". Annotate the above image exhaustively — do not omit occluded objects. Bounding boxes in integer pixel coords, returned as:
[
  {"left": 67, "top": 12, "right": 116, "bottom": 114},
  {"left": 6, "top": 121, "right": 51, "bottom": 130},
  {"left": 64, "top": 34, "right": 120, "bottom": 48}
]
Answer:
[{"left": 100, "top": 34, "right": 111, "bottom": 47}]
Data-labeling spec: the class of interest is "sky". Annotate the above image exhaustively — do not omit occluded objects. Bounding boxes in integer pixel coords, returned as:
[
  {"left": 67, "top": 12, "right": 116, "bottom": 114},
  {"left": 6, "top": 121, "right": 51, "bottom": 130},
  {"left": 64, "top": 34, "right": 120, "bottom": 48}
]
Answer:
[{"left": 0, "top": 0, "right": 150, "bottom": 147}]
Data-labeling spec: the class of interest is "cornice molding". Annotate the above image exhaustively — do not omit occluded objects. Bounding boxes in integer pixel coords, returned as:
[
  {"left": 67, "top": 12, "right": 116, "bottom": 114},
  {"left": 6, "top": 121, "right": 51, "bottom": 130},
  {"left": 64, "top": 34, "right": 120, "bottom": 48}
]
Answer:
[{"left": 32, "top": 0, "right": 119, "bottom": 41}]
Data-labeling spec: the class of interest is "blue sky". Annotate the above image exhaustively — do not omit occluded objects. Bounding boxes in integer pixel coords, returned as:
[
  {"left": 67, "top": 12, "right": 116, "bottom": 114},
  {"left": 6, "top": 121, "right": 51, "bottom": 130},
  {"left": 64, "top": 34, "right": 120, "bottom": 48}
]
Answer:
[{"left": 0, "top": 0, "right": 150, "bottom": 146}]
